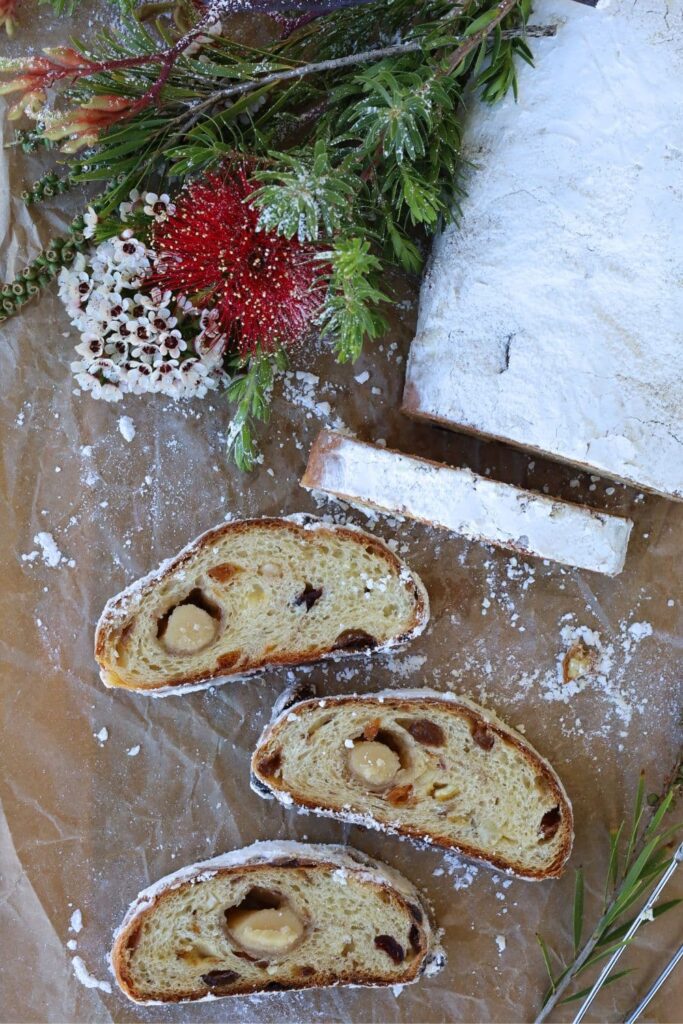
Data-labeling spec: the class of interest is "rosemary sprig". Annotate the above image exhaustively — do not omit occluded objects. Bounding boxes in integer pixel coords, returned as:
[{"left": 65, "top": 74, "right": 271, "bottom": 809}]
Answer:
[{"left": 535, "top": 760, "right": 683, "bottom": 1022}]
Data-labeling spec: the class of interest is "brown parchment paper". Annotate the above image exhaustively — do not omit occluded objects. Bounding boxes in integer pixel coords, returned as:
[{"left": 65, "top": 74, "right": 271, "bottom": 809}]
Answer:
[{"left": 1, "top": 6, "right": 682, "bottom": 1022}]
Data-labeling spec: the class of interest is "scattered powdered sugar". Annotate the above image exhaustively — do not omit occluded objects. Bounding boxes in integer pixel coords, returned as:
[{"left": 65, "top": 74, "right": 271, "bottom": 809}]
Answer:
[
  {"left": 282, "top": 371, "right": 345, "bottom": 429},
  {"left": 71, "top": 956, "right": 112, "bottom": 995},
  {"left": 94, "top": 727, "right": 109, "bottom": 745},
  {"left": 66, "top": 939, "right": 77, "bottom": 951},
  {"left": 495, "top": 935, "right": 506, "bottom": 955},
  {"left": 435, "top": 853, "right": 480, "bottom": 891},
  {"left": 126, "top": 745, "right": 141, "bottom": 757},
  {"left": 628, "top": 621, "right": 654, "bottom": 642},
  {"left": 118, "top": 415, "right": 136, "bottom": 442},
  {"left": 22, "top": 532, "right": 72, "bottom": 569},
  {"left": 69, "top": 908, "right": 83, "bottom": 933}
]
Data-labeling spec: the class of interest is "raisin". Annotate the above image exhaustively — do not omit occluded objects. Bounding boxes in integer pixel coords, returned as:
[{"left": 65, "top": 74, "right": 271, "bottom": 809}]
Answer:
[
  {"left": 256, "top": 750, "right": 282, "bottom": 777},
  {"left": 539, "top": 806, "right": 562, "bottom": 841},
  {"left": 332, "top": 629, "right": 377, "bottom": 651},
  {"left": 408, "top": 903, "right": 423, "bottom": 924},
  {"left": 471, "top": 722, "right": 495, "bottom": 750},
  {"left": 201, "top": 969, "right": 239, "bottom": 988},
  {"left": 374, "top": 935, "right": 405, "bottom": 964},
  {"left": 407, "top": 718, "right": 445, "bottom": 747},
  {"left": 294, "top": 583, "right": 323, "bottom": 611},
  {"left": 298, "top": 965, "right": 316, "bottom": 977},
  {"left": 208, "top": 562, "right": 241, "bottom": 583},
  {"left": 408, "top": 924, "right": 421, "bottom": 952}
]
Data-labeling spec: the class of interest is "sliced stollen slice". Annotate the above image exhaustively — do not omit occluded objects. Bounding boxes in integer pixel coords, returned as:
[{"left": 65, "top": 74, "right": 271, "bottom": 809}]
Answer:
[
  {"left": 251, "top": 689, "right": 574, "bottom": 880},
  {"left": 111, "top": 840, "right": 445, "bottom": 1003},
  {"left": 95, "top": 514, "right": 428, "bottom": 695},
  {"left": 301, "top": 430, "right": 633, "bottom": 575}
]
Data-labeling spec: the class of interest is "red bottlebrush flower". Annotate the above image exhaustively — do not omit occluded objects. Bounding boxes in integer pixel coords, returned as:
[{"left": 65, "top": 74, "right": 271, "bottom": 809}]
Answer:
[
  {"left": 42, "top": 94, "right": 138, "bottom": 151},
  {"left": 0, "top": 0, "right": 19, "bottom": 37},
  {"left": 152, "top": 166, "right": 328, "bottom": 356}
]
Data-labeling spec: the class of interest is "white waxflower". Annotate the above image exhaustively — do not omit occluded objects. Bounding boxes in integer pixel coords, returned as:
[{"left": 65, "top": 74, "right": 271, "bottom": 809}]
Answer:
[
  {"left": 157, "top": 329, "right": 186, "bottom": 357},
  {"left": 83, "top": 206, "right": 99, "bottom": 240},
  {"left": 143, "top": 192, "right": 176, "bottom": 221},
  {"left": 118, "top": 189, "right": 141, "bottom": 222}
]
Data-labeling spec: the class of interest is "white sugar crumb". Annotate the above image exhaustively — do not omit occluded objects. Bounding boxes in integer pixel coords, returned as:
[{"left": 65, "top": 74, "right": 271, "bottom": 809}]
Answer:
[
  {"left": 69, "top": 908, "right": 83, "bottom": 933},
  {"left": 354, "top": 371, "right": 370, "bottom": 384},
  {"left": 66, "top": 939, "right": 77, "bottom": 950},
  {"left": 126, "top": 745, "right": 141, "bottom": 757},
  {"left": 628, "top": 621, "right": 654, "bottom": 642},
  {"left": 94, "top": 727, "right": 109, "bottom": 744},
  {"left": 23, "top": 532, "right": 68, "bottom": 568},
  {"left": 441, "top": 853, "right": 479, "bottom": 890},
  {"left": 344, "top": 738, "right": 355, "bottom": 748},
  {"left": 71, "top": 956, "right": 112, "bottom": 994},
  {"left": 118, "top": 415, "right": 136, "bottom": 442},
  {"left": 495, "top": 934, "right": 506, "bottom": 954}
]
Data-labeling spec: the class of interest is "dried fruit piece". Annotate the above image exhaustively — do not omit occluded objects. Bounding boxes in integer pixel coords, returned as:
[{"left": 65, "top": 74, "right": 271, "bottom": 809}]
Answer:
[
  {"left": 406, "top": 718, "right": 445, "bottom": 746},
  {"left": 374, "top": 935, "right": 405, "bottom": 964},
  {"left": 201, "top": 969, "right": 240, "bottom": 988},
  {"left": 294, "top": 583, "right": 323, "bottom": 611},
  {"left": 332, "top": 629, "right": 377, "bottom": 651},
  {"left": 363, "top": 718, "right": 381, "bottom": 741},
  {"left": 207, "top": 563, "right": 242, "bottom": 583},
  {"left": 471, "top": 722, "right": 495, "bottom": 751},
  {"left": 256, "top": 750, "right": 282, "bottom": 777},
  {"left": 386, "top": 783, "right": 413, "bottom": 805},
  {"left": 562, "top": 639, "right": 598, "bottom": 683}
]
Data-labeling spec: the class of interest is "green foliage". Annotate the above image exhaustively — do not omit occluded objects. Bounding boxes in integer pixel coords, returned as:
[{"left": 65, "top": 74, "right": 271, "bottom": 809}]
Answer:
[
  {"left": 535, "top": 764, "right": 683, "bottom": 1020},
  {"left": 39, "top": 0, "right": 135, "bottom": 13},
  {"left": 0, "top": 214, "right": 88, "bottom": 322},
  {"left": 251, "top": 139, "right": 356, "bottom": 242},
  {"left": 22, "top": 169, "right": 74, "bottom": 206},
  {"left": 315, "top": 238, "right": 388, "bottom": 362},
  {"left": 225, "top": 348, "right": 287, "bottom": 471},
  {"left": 4, "top": 0, "right": 538, "bottom": 465}
]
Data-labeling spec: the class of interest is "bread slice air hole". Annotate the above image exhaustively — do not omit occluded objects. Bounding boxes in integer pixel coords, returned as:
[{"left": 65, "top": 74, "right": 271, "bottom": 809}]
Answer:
[{"left": 538, "top": 806, "right": 562, "bottom": 843}]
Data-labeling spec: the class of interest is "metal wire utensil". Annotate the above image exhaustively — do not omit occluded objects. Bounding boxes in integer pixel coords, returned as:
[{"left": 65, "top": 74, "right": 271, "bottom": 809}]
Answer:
[
  {"left": 623, "top": 941, "right": 683, "bottom": 1024},
  {"left": 571, "top": 840, "right": 683, "bottom": 1024}
]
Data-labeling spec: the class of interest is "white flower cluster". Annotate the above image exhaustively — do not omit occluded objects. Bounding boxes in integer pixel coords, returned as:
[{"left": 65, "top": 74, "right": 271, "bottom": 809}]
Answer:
[{"left": 58, "top": 206, "right": 227, "bottom": 403}]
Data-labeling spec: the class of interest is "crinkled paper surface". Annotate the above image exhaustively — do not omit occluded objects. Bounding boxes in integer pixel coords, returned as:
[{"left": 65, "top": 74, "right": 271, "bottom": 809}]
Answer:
[{"left": 1, "top": 3, "right": 682, "bottom": 1022}]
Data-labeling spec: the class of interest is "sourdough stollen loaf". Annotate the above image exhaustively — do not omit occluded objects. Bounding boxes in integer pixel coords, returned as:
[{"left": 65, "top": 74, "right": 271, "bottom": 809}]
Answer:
[
  {"left": 252, "top": 690, "right": 573, "bottom": 879},
  {"left": 95, "top": 515, "right": 428, "bottom": 695},
  {"left": 111, "top": 840, "right": 445, "bottom": 1002}
]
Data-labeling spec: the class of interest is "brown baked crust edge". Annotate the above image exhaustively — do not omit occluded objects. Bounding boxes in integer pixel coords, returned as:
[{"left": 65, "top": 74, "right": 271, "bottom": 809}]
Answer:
[
  {"left": 253, "top": 696, "right": 574, "bottom": 881},
  {"left": 112, "top": 857, "right": 431, "bottom": 1003},
  {"left": 95, "top": 516, "right": 428, "bottom": 692}
]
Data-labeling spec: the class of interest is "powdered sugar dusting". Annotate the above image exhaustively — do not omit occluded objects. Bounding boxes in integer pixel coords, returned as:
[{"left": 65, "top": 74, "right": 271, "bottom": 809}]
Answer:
[{"left": 71, "top": 956, "right": 112, "bottom": 994}]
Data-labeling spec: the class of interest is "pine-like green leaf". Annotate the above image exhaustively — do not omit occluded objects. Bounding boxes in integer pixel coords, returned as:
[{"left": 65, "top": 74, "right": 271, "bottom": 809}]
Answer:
[
  {"left": 558, "top": 969, "right": 632, "bottom": 1005},
  {"left": 573, "top": 869, "right": 584, "bottom": 956},
  {"left": 535, "top": 934, "right": 556, "bottom": 991}
]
